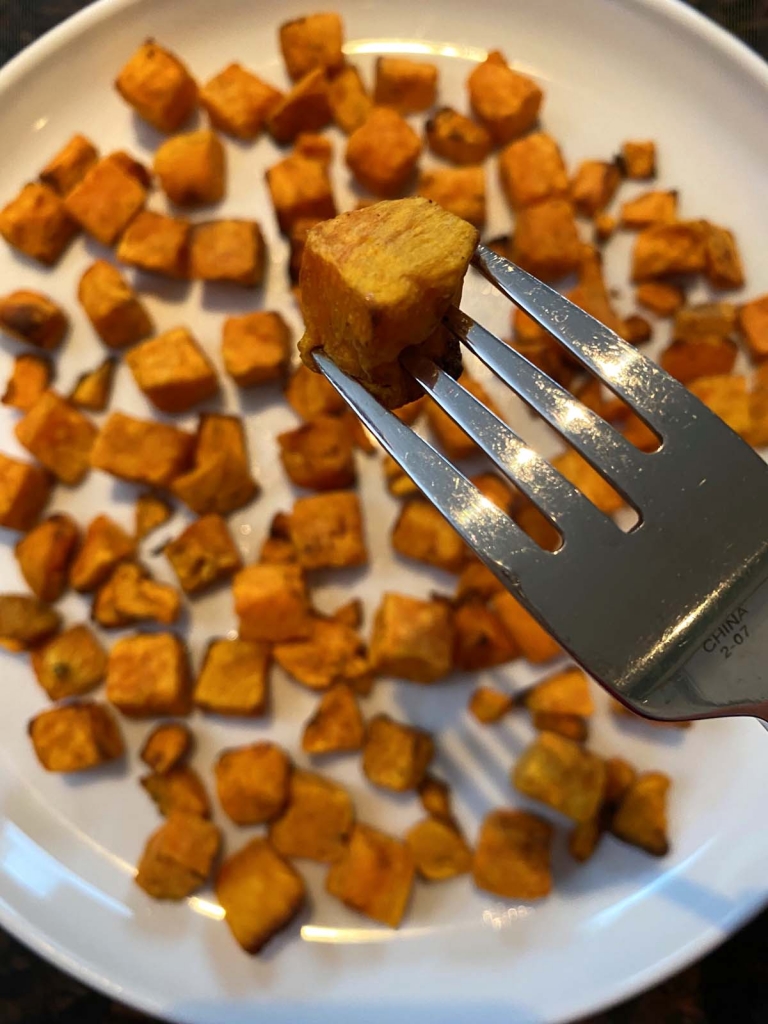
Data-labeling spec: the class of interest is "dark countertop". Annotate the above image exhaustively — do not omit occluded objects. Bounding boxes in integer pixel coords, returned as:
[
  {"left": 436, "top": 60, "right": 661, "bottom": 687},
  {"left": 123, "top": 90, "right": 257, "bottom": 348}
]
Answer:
[{"left": 1, "top": 1, "right": 767, "bottom": 1021}]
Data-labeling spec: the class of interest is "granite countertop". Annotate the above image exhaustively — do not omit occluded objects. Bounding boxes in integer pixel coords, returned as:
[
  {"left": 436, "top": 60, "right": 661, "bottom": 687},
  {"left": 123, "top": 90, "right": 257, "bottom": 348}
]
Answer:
[{"left": 0, "top": 0, "right": 767, "bottom": 1021}]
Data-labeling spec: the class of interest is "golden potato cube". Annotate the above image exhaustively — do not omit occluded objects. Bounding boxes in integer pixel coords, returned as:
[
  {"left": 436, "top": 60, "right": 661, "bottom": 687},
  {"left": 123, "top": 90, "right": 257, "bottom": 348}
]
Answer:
[
  {"left": 135, "top": 492, "right": 172, "bottom": 540},
  {"left": 425, "top": 373, "right": 499, "bottom": 460},
  {"left": 688, "top": 374, "right": 752, "bottom": 437},
  {"left": 620, "top": 189, "right": 677, "bottom": 228},
  {"left": 499, "top": 132, "right": 568, "bottom": 209},
  {"left": 294, "top": 130, "right": 333, "bottom": 165},
  {"left": 278, "top": 416, "right": 356, "bottom": 490},
  {"left": 93, "top": 562, "right": 181, "bottom": 628},
  {"left": 216, "top": 838, "right": 306, "bottom": 954},
  {"left": 611, "top": 772, "right": 670, "bottom": 856},
  {"left": 154, "top": 130, "right": 225, "bottom": 206},
  {"left": 345, "top": 107, "right": 422, "bottom": 197},
  {"left": 15, "top": 513, "right": 79, "bottom": 602},
  {"left": 0, "top": 289, "right": 67, "bottom": 351},
  {"left": 418, "top": 775, "right": 454, "bottom": 822},
  {"left": 326, "top": 822, "right": 414, "bottom": 927},
  {"left": 570, "top": 159, "right": 620, "bottom": 217},
  {"left": 363, "top": 713, "right": 434, "bottom": 792},
  {"left": 29, "top": 702, "right": 123, "bottom": 773},
  {"left": 552, "top": 448, "right": 623, "bottom": 515},
  {"left": 189, "top": 219, "right": 265, "bottom": 287},
  {"left": 106, "top": 632, "right": 190, "bottom": 717},
  {"left": 0, "top": 594, "right": 59, "bottom": 651},
  {"left": 405, "top": 817, "right": 472, "bottom": 881},
  {"left": 418, "top": 166, "right": 485, "bottom": 227},
  {"left": 525, "top": 667, "right": 595, "bottom": 717},
  {"left": 392, "top": 499, "right": 466, "bottom": 572},
  {"left": 705, "top": 224, "right": 744, "bottom": 289},
  {"left": 289, "top": 491, "right": 367, "bottom": 570},
  {"left": 268, "top": 68, "right": 332, "bottom": 144},
  {"left": 270, "top": 769, "right": 354, "bottom": 862},
  {"left": 70, "top": 358, "right": 116, "bottom": 412},
  {"left": 512, "top": 199, "right": 582, "bottom": 281},
  {"left": 116, "top": 210, "right": 190, "bottom": 279},
  {"left": 631, "top": 221, "right": 708, "bottom": 280},
  {"left": 328, "top": 63, "right": 372, "bottom": 133},
  {"left": 15, "top": 392, "right": 97, "bottom": 485},
  {"left": 115, "top": 40, "right": 198, "bottom": 133},
  {"left": 467, "top": 50, "right": 542, "bottom": 144},
  {"left": 302, "top": 683, "right": 365, "bottom": 755},
  {"left": 513, "top": 731, "right": 606, "bottom": 823},
  {"left": 374, "top": 56, "right": 437, "bottom": 114},
  {"left": 171, "top": 413, "right": 257, "bottom": 515},
  {"left": 140, "top": 722, "right": 192, "bottom": 774},
  {"left": 0, "top": 454, "right": 50, "bottom": 531},
  {"left": 201, "top": 62, "right": 282, "bottom": 140},
  {"left": 739, "top": 294, "right": 768, "bottom": 361},
  {"left": 126, "top": 326, "right": 218, "bottom": 414},
  {"left": 619, "top": 139, "right": 656, "bottom": 179},
  {"left": 531, "top": 711, "right": 588, "bottom": 743},
  {"left": 64, "top": 157, "right": 147, "bottom": 244},
  {"left": 258, "top": 511, "right": 297, "bottom": 565},
  {"left": 165, "top": 514, "right": 241, "bottom": 595},
  {"left": 2, "top": 354, "right": 51, "bottom": 412},
  {"left": 370, "top": 592, "right": 453, "bottom": 683},
  {"left": 78, "top": 260, "right": 152, "bottom": 350},
  {"left": 280, "top": 13, "right": 344, "bottom": 80},
  {"left": 234, "top": 563, "right": 312, "bottom": 643},
  {"left": 274, "top": 617, "right": 371, "bottom": 692},
  {"left": 425, "top": 106, "right": 492, "bottom": 165},
  {"left": 70, "top": 514, "right": 136, "bottom": 592},
  {"left": 215, "top": 742, "right": 291, "bottom": 824},
  {"left": 194, "top": 638, "right": 270, "bottom": 716},
  {"left": 285, "top": 363, "right": 346, "bottom": 420},
  {"left": 636, "top": 281, "right": 684, "bottom": 317},
  {"left": 39, "top": 134, "right": 99, "bottom": 196},
  {"left": 136, "top": 812, "right": 220, "bottom": 900},
  {"left": 455, "top": 560, "right": 504, "bottom": 602},
  {"left": 142, "top": 766, "right": 211, "bottom": 818},
  {"left": 31, "top": 624, "right": 106, "bottom": 701},
  {"left": 468, "top": 685, "right": 514, "bottom": 724},
  {"left": 473, "top": 808, "right": 552, "bottom": 899},
  {"left": 266, "top": 152, "right": 336, "bottom": 235},
  {"left": 0, "top": 183, "right": 78, "bottom": 265}
]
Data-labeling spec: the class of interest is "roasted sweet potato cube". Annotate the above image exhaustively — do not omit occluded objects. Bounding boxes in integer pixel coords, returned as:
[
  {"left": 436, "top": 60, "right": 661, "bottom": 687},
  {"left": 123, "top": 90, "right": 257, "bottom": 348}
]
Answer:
[
  {"left": 115, "top": 40, "right": 198, "bottom": 133},
  {"left": 116, "top": 211, "right": 190, "bottom": 279},
  {"left": 77, "top": 260, "right": 152, "bottom": 349},
  {"left": 531, "top": 711, "right": 588, "bottom": 742},
  {"left": 70, "top": 514, "right": 135, "bottom": 592},
  {"left": 345, "top": 107, "right": 422, "bottom": 197},
  {"left": 222, "top": 311, "right": 290, "bottom": 387},
  {"left": 268, "top": 68, "right": 332, "bottom": 144},
  {"left": 154, "top": 130, "right": 225, "bottom": 207},
  {"left": 0, "top": 183, "right": 78, "bottom": 265},
  {"left": 15, "top": 392, "right": 96, "bottom": 485},
  {"left": 0, "top": 594, "right": 59, "bottom": 650},
  {"left": 194, "top": 638, "right": 270, "bottom": 715},
  {"left": 274, "top": 617, "right": 371, "bottom": 692},
  {"left": 704, "top": 224, "right": 744, "bottom": 289},
  {"left": 688, "top": 374, "right": 751, "bottom": 436},
  {"left": 392, "top": 499, "right": 466, "bottom": 572},
  {"left": 258, "top": 512, "right": 297, "bottom": 565},
  {"left": 619, "top": 140, "right": 656, "bottom": 179},
  {"left": 142, "top": 766, "right": 210, "bottom": 818},
  {"left": 418, "top": 775, "right": 454, "bottom": 821},
  {"left": 330, "top": 598, "right": 363, "bottom": 630},
  {"left": 660, "top": 336, "right": 737, "bottom": 383},
  {"left": 278, "top": 416, "right": 356, "bottom": 490},
  {"left": 64, "top": 157, "right": 147, "bottom": 244},
  {"left": 302, "top": 683, "right": 365, "bottom": 755},
  {"left": 513, "top": 731, "right": 606, "bottom": 823},
  {"left": 266, "top": 153, "right": 336, "bottom": 235},
  {"left": 106, "top": 149, "right": 152, "bottom": 188},
  {"left": 620, "top": 189, "right": 677, "bottom": 228},
  {"left": 69, "top": 357, "right": 115, "bottom": 412},
  {"left": 568, "top": 817, "right": 603, "bottom": 863},
  {"left": 418, "top": 166, "right": 485, "bottom": 227},
  {"left": 171, "top": 414, "right": 257, "bottom": 515},
  {"left": 525, "top": 667, "right": 594, "bottom": 717},
  {"left": 0, "top": 290, "right": 67, "bottom": 351},
  {"left": 140, "top": 722, "right": 191, "bottom": 773},
  {"left": 569, "top": 159, "right": 620, "bottom": 217},
  {"left": 189, "top": 219, "right": 265, "bottom": 286},
  {"left": 93, "top": 562, "right": 180, "bottom": 628},
  {"left": 288, "top": 491, "right": 367, "bottom": 570},
  {"left": 328, "top": 63, "right": 372, "bottom": 133},
  {"left": 216, "top": 838, "right": 306, "bottom": 954},
  {"left": 29, "top": 702, "right": 123, "bottom": 772},
  {"left": 473, "top": 809, "right": 552, "bottom": 900},
  {"left": 285, "top": 363, "right": 346, "bottom": 419},
  {"left": 31, "top": 624, "right": 106, "bottom": 700},
  {"left": 363, "top": 714, "right": 434, "bottom": 792},
  {"left": 636, "top": 281, "right": 684, "bottom": 317},
  {"left": 280, "top": 13, "right": 344, "bottom": 80},
  {"left": 270, "top": 770, "right": 354, "bottom": 862},
  {"left": 499, "top": 132, "right": 567, "bottom": 209},
  {"left": 491, "top": 591, "right": 560, "bottom": 664},
  {"left": 455, "top": 560, "right": 504, "bottom": 601},
  {"left": 374, "top": 56, "right": 437, "bottom": 114},
  {"left": 165, "top": 514, "right": 241, "bottom": 595},
  {"left": 127, "top": 326, "right": 218, "bottom": 414},
  {"left": 467, "top": 50, "right": 542, "bottom": 144},
  {"left": 405, "top": 817, "right": 471, "bottom": 881},
  {"left": 594, "top": 212, "right": 617, "bottom": 242},
  {"left": 2, "top": 355, "right": 51, "bottom": 412},
  {"left": 215, "top": 742, "right": 290, "bottom": 824},
  {"left": 15, "top": 513, "right": 79, "bottom": 601},
  {"left": 326, "top": 822, "right": 414, "bottom": 926},
  {"left": 136, "top": 812, "right": 220, "bottom": 900},
  {"left": 234, "top": 563, "right": 312, "bottom": 643},
  {"left": 370, "top": 592, "right": 454, "bottom": 683},
  {"left": 201, "top": 63, "right": 282, "bottom": 139},
  {"left": 611, "top": 772, "right": 670, "bottom": 856},
  {"left": 739, "top": 295, "right": 768, "bottom": 361},
  {"left": 425, "top": 106, "right": 492, "bottom": 164},
  {"left": 39, "top": 134, "right": 98, "bottom": 196},
  {"left": 467, "top": 684, "right": 514, "bottom": 723},
  {"left": 631, "top": 221, "right": 708, "bottom": 280},
  {"left": 106, "top": 632, "right": 190, "bottom": 716},
  {"left": 605, "top": 756, "right": 638, "bottom": 805},
  {"left": 0, "top": 455, "right": 50, "bottom": 532},
  {"left": 454, "top": 602, "right": 518, "bottom": 672},
  {"left": 512, "top": 199, "right": 581, "bottom": 281},
  {"left": 552, "top": 449, "right": 623, "bottom": 515},
  {"left": 134, "top": 493, "right": 172, "bottom": 540}
]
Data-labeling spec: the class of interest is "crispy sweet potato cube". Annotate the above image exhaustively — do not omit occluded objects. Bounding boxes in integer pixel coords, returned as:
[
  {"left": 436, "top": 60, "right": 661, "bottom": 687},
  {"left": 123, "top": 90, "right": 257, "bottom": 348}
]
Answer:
[
  {"left": 15, "top": 392, "right": 96, "bottom": 485},
  {"left": 513, "top": 731, "right": 606, "bottom": 823},
  {"left": 512, "top": 199, "right": 581, "bottom": 281},
  {"left": 70, "top": 358, "right": 116, "bottom": 412},
  {"left": 115, "top": 40, "right": 198, "bottom": 133},
  {"left": 268, "top": 68, "right": 332, "bottom": 144},
  {"left": 216, "top": 742, "right": 291, "bottom": 824},
  {"left": 631, "top": 221, "right": 708, "bottom": 280},
  {"left": 525, "top": 667, "right": 594, "bottom": 717},
  {"left": 134, "top": 493, "right": 172, "bottom": 540},
  {"left": 0, "top": 290, "right": 67, "bottom": 351},
  {"left": 270, "top": 770, "right": 354, "bottom": 862},
  {"left": 280, "top": 13, "right": 344, "bottom": 80},
  {"left": 473, "top": 809, "right": 552, "bottom": 900},
  {"left": 29, "top": 702, "right": 123, "bottom": 772},
  {"left": 165, "top": 514, "right": 241, "bottom": 595},
  {"left": 171, "top": 414, "right": 257, "bottom": 515},
  {"left": 136, "top": 812, "right": 220, "bottom": 900},
  {"left": 620, "top": 189, "right": 677, "bottom": 228},
  {"left": 259, "top": 512, "right": 297, "bottom": 565},
  {"left": 0, "top": 183, "right": 78, "bottom": 265},
  {"left": 328, "top": 63, "right": 372, "bottom": 133},
  {"left": 392, "top": 499, "right": 466, "bottom": 572},
  {"left": 499, "top": 132, "right": 567, "bottom": 210},
  {"left": 274, "top": 617, "right": 371, "bottom": 692},
  {"left": 688, "top": 374, "right": 751, "bottom": 436},
  {"left": 370, "top": 592, "right": 454, "bottom": 683},
  {"left": 532, "top": 711, "right": 588, "bottom": 742},
  {"left": 234, "top": 563, "right": 312, "bottom": 643},
  {"left": 201, "top": 63, "right": 282, "bottom": 139},
  {"left": 705, "top": 224, "right": 744, "bottom": 289},
  {"left": 222, "top": 311, "right": 290, "bottom": 387},
  {"left": 454, "top": 602, "right": 518, "bottom": 672},
  {"left": 189, "top": 219, "right": 265, "bottom": 286},
  {"left": 326, "top": 822, "right": 414, "bottom": 926},
  {"left": 78, "top": 260, "right": 152, "bottom": 349},
  {"left": 106, "top": 632, "right": 190, "bottom": 716},
  {"left": 418, "top": 166, "right": 485, "bottom": 227},
  {"left": 739, "top": 295, "right": 768, "bottom": 361},
  {"left": 140, "top": 722, "right": 191, "bottom": 773},
  {"left": 93, "top": 562, "right": 181, "bottom": 628},
  {"left": 568, "top": 817, "right": 603, "bottom": 863},
  {"left": 64, "top": 157, "right": 147, "bottom": 245},
  {"left": 619, "top": 140, "right": 656, "bottom": 179},
  {"left": 468, "top": 685, "right": 514, "bottom": 723},
  {"left": 346, "top": 107, "right": 422, "bottom": 197},
  {"left": 106, "top": 149, "right": 153, "bottom": 188},
  {"left": 31, "top": 624, "right": 106, "bottom": 700},
  {"left": 570, "top": 159, "right": 620, "bottom": 217},
  {"left": 363, "top": 714, "right": 433, "bottom": 792},
  {"left": 288, "top": 491, "right": 367, "bottom": 570},
  {"left": 0, "top": 455, "right": 50, "bottom": 531},
  {"left": 302, "top": 683, "right": 365, "bottom": 755},
  {"left": 636, "top": 281, "right": 684, "bottom": 317},
  {"left": 217, "top": 838, "right": 306, "bottom": 954},
  {"left": 0, "top": 594, "right": 59, "bottom": 651},
  {"left": 467, "top": 50, "right": 542, "bottom": 144},
  {"left": 116, "top": 211, "right": 190, "bottom": 279},
  {"left": 127, "top": 326, "right": 218, "bottom": 414},
  {"left": 278, "top": 416, "right": 356, "bottom": 490},
  {"left": 285, "top": 364, "right": 346, "bottom": 422},
  {"left": 70, "top": 514, "right": 135, "bottom": 592},
  {"left": 661, "top": 336, "right": 737, "bottom": 383},
  {"left": 374, "top": 57, "right": 437, "bottom": 114},
  {"left": 418, "top": 775, "right": 454, "bottom": 822},
  {"left": 490, "top": 591, "right": 559, "bottom": 663},
  {"left": 425, "top": 106, "right": 492, "bottom": 164},
  {"left": 611, "top": 772, "right": 670, "bottom": 856},
  {"left": 266, "top": 153, "right": 336, "bottom": 235},
  {"left": 142, "top": 766, "right": 210, "bottom": 818},
  {"left": 15, "top": 513, "right": 79, "bottom": 601},
  {"left": 552, "top": 449, "right": 623, "bottom": 515},
  {"left": 455, "top": 560, "right": 504, "bottom": 602},
  {"left": 194, "top": 638, "right": 270, "bottom": 716},
  {"left": 2, "top": 354, "right": 51, "bottom": 412},
  {"left": 154, "top": 130, "right": 225, "bottom": 206},
  {"left": 39, "top": 134, "right": 98, "bottom": 196},
  {"left": 405, "top": 817, "right": 471, "bottom": 881}
]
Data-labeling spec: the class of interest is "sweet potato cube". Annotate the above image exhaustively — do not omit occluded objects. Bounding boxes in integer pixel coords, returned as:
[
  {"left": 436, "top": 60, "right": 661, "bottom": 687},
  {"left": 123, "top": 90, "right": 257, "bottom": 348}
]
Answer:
[
  {"left": 278, "top": 416, "right": 356, "bottom": 490},
  {"left": 116, "top": 211, "right": 190, "bottom": 279},
  {"left": 425, "top": 374, "right": 500, "bottom": 460},
  {"left": 0, "top": 290, "right": 67, "bottom": 351},
  {"left": 688, "top": 374, "right": 752, "bottom": 436},
  {"left": 345, "top": 107, "right": 422, "bottom": 197},
  {"left": 70, "top": 514, "right": 136, "bottom": 592},
  {"left": 392, "top": 499, "right": 466, "bottom": 572},
  {"left": 455, "top": 560, "right": 504, "bottom": 602},
  {"left": 594, "top": 212, "right": 617, "bottom": 242},
  {"left": 216, "top": 838, "right": 306, "bottom": 954},
  {"left": 288, "top": 491, "right": 367, "bottom": 570},
  {"left": 363, "top": 714, "right": 433, "bottom": 792},
  {"left": 215, "top": 742, "right": 290, "bottom": 824},
  {"left": 473, "top": 808, "right": 552, "bottom": 899},
  {"left": 15, "top": 392, "right": 96, "bottom": 485},
  {"left": 418, "top": 166, "right": 485, "bottom": 227},
  {"left": 154, "top": 130, "right": 225, "bottom": 206},
  {"left": 619, "top": 140, "right": 656, "bottom": 179},
  {"left": 370, "top": 592, "right": 453, "bottom": 683},
  {"left": 285, "top": 363, "right": 346, "bottom": 419},
  {"left": 0, "top": 183, "right": 78, "bottom": 265},
  {"left": 270, "top": 770, "right": 354, "bottom": 862},
  {"left": 268, "top": 68, "right": 332, "bottom": 144},
  {"left": 258, "top": 512, "right": 297, "bottom": 565},
  {"left": 418, "top": 775, "right": 454, "bottom": 822},
  {"left": 39, "top": 134, "right": 98, "bottom": 196},
  {"left": 126, "top": 326, "right": 218, "bottom": 414},
  {"left": 171, "top": 414, "right": 257, "bottom": 515},
  {"left": 605, "top": 756, "right": 638, "bottom": 805},
  {"left": 499, "top": 132, "right": 568, "bottom": 209},
  {"left": 15, "top": 513, "right": 79, "bottom": 601},
  {"left": 455, "top": 600, "right": 518, "bottom": 671},
  {"left": 136, "top": 813, "right": 220, "bottom": 900},
  {"left": 513, "top": 731, "right": 606, "bottom": 823},
  {"left": 532, "top": 711, "right": 588, "bottom": 742},
  {"left": 620, "top": 189, "right": 677, "bottom": 228},
  {"left": 0, "top": 454, "right": 50, "bottom": 531},
  {"left": 611, "top": 772, "right": 670, "bottom": 856},
  {"left": 69, "top": 358, "right": 115, "bottom": 412},
  {"left": 64, "top": 157, "right": 147, "bottom": 244},
  {"left": 567, "top": 159, "right": 618, "bottom": 216},
  {"left": 222, "top": 312, "right": 289, "bottom": 387},
  {"left": 93, "top": 562, "right": 180, "bottom": 628},
  {"left": 705, "top": 224, "right": 744, "bottom": 289},
  {"left": 739, "top": 295, "right": 768, "bottom": 361},
  {"left": 31, "top": 624, "right": 106, "bottom": 700},
  {"left": 194, "top": 638, "right": 270, "bottom": 716},
  {"left": 0, "top": 594, "right": 59, "bottom": 651},
  {"left": 636, "top": 281, "right": 684, "bottom": 317},
  {"left": 326, "top": 823, "right": 414, "bottom": 927},
  {"left": 552, "top": 449, "right": 623, "bottom": 515},
  {"left": 234, "top": 563, "right": 312, "bottom": 643},
  {"left": 280, "top": 13, "right": 344, "bottom": 80},
  {"left": 468, "top": 685, "right": 514, "bottom": 724},
  {"left": 328, "top": 63, "right": 372, "bottom": 133},
  {"left": 490, "top": 592, "right": 560, "bottom": 664},
  {"left": 425, "top": 106, "right": 492, "bottom": 165},
  {"left": 29, "top": 702, "right": 123, "bottom": 772},
  {"left": 405, "top": 818, "right": 472, "bottom": 881},
  {"left": 274, "top": 617, "right": 371, "bottom": 692},
  {"left": 383, "top": 454, "right": 418, "bottom": 497},
  {"left": 115, "top": 40, "right": 198, "bottom": 133},
  {"left": 660, "top": 336, "right": 737, "bottom": 383},
  {"left": 78, "top": 260, "right": 152, "bottom": 350},
  {"left": 106, "top": 632, "right": 190, "bottom": 716},
  {"left": 374, "top": 56, "right": 437, "bottom": 114},
  {"left": 201, "top": 63, "right": 282, "bottom": 139},
  {"left": 189, "top": 219, "right": 265, "bottom": 286},
  {"left": 140, "top": 722, "right": 191, "bottom": 773},
  {"left": 2, "top": 355, "right": 51, "bottom": 412},
  {"left": 525, "top": 667, "right": 594, "bottom": 717},
  {"left": 631, "top": 221, "right": 708, "bottom": 280},
  {"left": 266, "top": 153, "right": 336, "bottom": 236},
  {"left": 467, "top": 50, "right": 542, "bottom": 144},
  {"left": 302, "top": 683, "right": 365, "bottom": 755},
  {"left": 134, "top": 493, "right": 172, "bottom": 540},
  {"left": 512, "top": 199, "right": 581, "bottom": 281},
  {"left": 164, "top": 514, "right": 241, "bottom": 595},
  {"left": 299, "top": 198, "right": 476, "bottom": 408},
  {"left": 142, "top": 766, "right": 210, "bottom": 818}
]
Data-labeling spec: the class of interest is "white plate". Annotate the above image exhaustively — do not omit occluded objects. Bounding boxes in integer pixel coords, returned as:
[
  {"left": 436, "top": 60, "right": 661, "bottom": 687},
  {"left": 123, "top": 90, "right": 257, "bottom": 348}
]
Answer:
[{"left": 0, "top": 0, "right": 767, "bottom": 1021}]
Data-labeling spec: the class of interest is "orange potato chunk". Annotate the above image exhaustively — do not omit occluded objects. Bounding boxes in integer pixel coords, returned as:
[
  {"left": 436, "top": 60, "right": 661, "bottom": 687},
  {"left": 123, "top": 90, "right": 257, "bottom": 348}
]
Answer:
[
  {"left": 532, "top": 711, "right": 588, "bottom": 743},
  {"left": 274, "top": 617, "right": 371, "bottom": 693},
  {"left": 154, "top": 130, "right": 225, "bottom": 206},
  {"left": 611, "top": 772, "right": 671, "bottom": 856},
  {"left": 106, "top": 632, "right": 191, "bottom": 717},
  {"left": 345, "top": 107, "right": 422, "bottom": 197},
  {"left": 570, "top": 159, "right": 620, "bottom": 217},
  {"left": 279, "top": 13, "right": 344, "bottom": 80},
  {"left": 739, "top": 295, "right": 768, "bottom": 361},
  {"left": 189, "top": 220, "right": 265, "bottom": 286},
  {"left": 326, "top": 823, "right": 414, "bottom": 927},
  {"left": 688, "top": 374, "right": 752, "bottom": 437},
  {"left": 70, "top": 358, "right": 116, "bottom": 412},
  {"left": 222, "top": 311, "right": 291, "bottom": 387},
  {"left": 266, "top": 152, "right": 336, "bottom": 235},
  {"left": 31, "top": 624, "right": 106, "bottom": 700},
  {"left": 552, "top": 448, "right": 623, "bottom": 515},
  {"left": 171, "top": 413, "right": 257, "bottom": 516},
  {"left": 134, "top": 492, "right": 172, "bottom": 540},
  {"left": 392, "top": 499, "right": 466, "bottom": 572},
  {"left": 2, "top": 354, "right": 51, "bottom": 412},
  {"left": 194, "top": 638, "right": 271, "bottom": 716},
  {"left": 200, "top": 63, "right": 282, "bottom": 140},
  {"left": 39, "top": 134, "right": 99, "bottom": 196},
  {"left": 328, "top": 64, "right": 372, "bottom": 133},
  {"left": 491, "top": 591, "right": 561, "bottom": 663},
  {"left": 288, "top": 490, "right": 367, "bottom": 570},
  {"left": 467, "top": 50, "right": 542, "bottom": 144},
  {"left": 70, "top": 514, "right": 136, "bottom": 592},
  {"left": 93, "top": 562, "right": 181, "bottom": 628},
  {"left": 704, "top": 224, "right": 744, "bottom": 289},
  {"left": 405, "top": 817, "right": 472, "bottom": 881},
  {"left": 15, "top": 513, "right": 79, "bottom": 601},
  {"left": 270, "top": 770, "right": 354, "bottom": 862},
  {"left": 116, "top": 210, "right": 190, "bottom": 279},
  {"left": 619, "top": 139, "right": 656, "bottom": 179},
  {"left": 0, "top": 454, "right": 50, "bottom": 531},
  {"left": 418, "top": 775, "right": 454, "bottom": 822},
  {"left": 234, "top": 563, "right": 312, "bottom": 643},
  {"left": 425, "top": 107, "right": 492, "bottom": 165},
  {"left": 454, "top": 602, "right": 518, "bottom": 671},
  {"left": 302, "top": 683, "right": 365, "bottom": 755},
  {"left": 115, "top": 40, "right": 198, "bottom": 133},
  {"left": 140, "top": 723, "right": 192, "bottom": 774},
  {"left": 374, "top": 56, "right": 437, "bottom": 114},
  {"left": 0, "top": 594, "right": 59, "bottom": 651},
  {"left": 468, "top": 685, "right": 514, "bottom": 724},
  {"left": 513, "top": 731, "right": 606, "bottom": 823},
  {"left": 127, "top": 326, "right": 218, "bottom": 414},
  {"left": 141, "top": 766, "right": 211, "bottom": 818},
  {"left": 136, "top": 812, "right": 220, "bottom": 900},
  {"left": 0, "top": 183, "right": 78, "bottom": 265},
  {"left": 278, "top": 416, "right": 356, "bottom": 490},
  {"left": 472, "top": 809, "right": 553, "bottom": 900},
  {"left": 418, "top": 165, "right": 486, "bottom": 227},
  {"left": 78, "top": 260, "right": 153, "bottom": 350},
  {"left": 164, "top": 514, "right": 241, "bottom": 595},
  {"left": 284, "top": 362, "right": 347, "bottom": 420},
  {"left": 370, "top": 592, "right": 454, "bottom": 683},
  {"left": 64, "top": 156, "right": 147, "bottom": 244},
  {"left": 15, "top": 392, "right": 97, "bottom": 485},
  {"left": 363, "top": 713, "right": 434, "bottom": 792},
  {"left": 512, "top": 199, "right": 582, "bottom": 281},
  {"left": 525, "top": 667, "right": 595, "bottom": 717},
  {"left": 635, "top": 281, "right": 684, "bottom": 317},
  {"left": 215, "top": 742, "right": 291, "bottom": 825},
  {"left": 631, "top": 221, "right": 708, "bottom": 280},
  {"left": 499, "top": 132, "right": 568, "bottom": 209},
  {"left": 267, "top": 68, "right": 332, "bottom": 144},
  {"left": 29, "top": 701, "right": 123, "bottom": 772},
  {"left": 620, "top": 189, "right": 677, "bottom": 228},
  {"left": 0, "top": 290, "right": 67, "bottom": 351}
]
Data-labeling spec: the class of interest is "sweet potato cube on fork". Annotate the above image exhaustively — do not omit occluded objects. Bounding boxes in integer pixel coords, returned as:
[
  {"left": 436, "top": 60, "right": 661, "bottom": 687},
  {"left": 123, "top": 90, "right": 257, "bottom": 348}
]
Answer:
[
  {"left": 194, "top": 638, "right": 271, "bottom": 716},
  {"left": 106, "top": 632, "right": 191, "bottom": 717},
  {"left": 326, "top": 823, "right": 414, "bottom": 927},
  {"left": 136, "top": 812, "right": 220, "bottom": 900},
  {"left": 115, "top": 40, "right": 198, "bottom": 133}
]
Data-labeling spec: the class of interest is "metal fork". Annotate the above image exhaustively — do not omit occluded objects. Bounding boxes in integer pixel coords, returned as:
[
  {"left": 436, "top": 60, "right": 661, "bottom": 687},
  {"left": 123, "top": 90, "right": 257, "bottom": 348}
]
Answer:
[{"left": 314, "top": 244, "right": 768, "bottom": 724}]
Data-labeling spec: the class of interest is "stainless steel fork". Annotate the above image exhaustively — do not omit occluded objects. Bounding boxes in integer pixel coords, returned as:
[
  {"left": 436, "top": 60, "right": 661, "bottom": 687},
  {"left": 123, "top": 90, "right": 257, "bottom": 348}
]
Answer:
[{"left": 314, "top": 244, "right": 768, "bottom": 724}]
